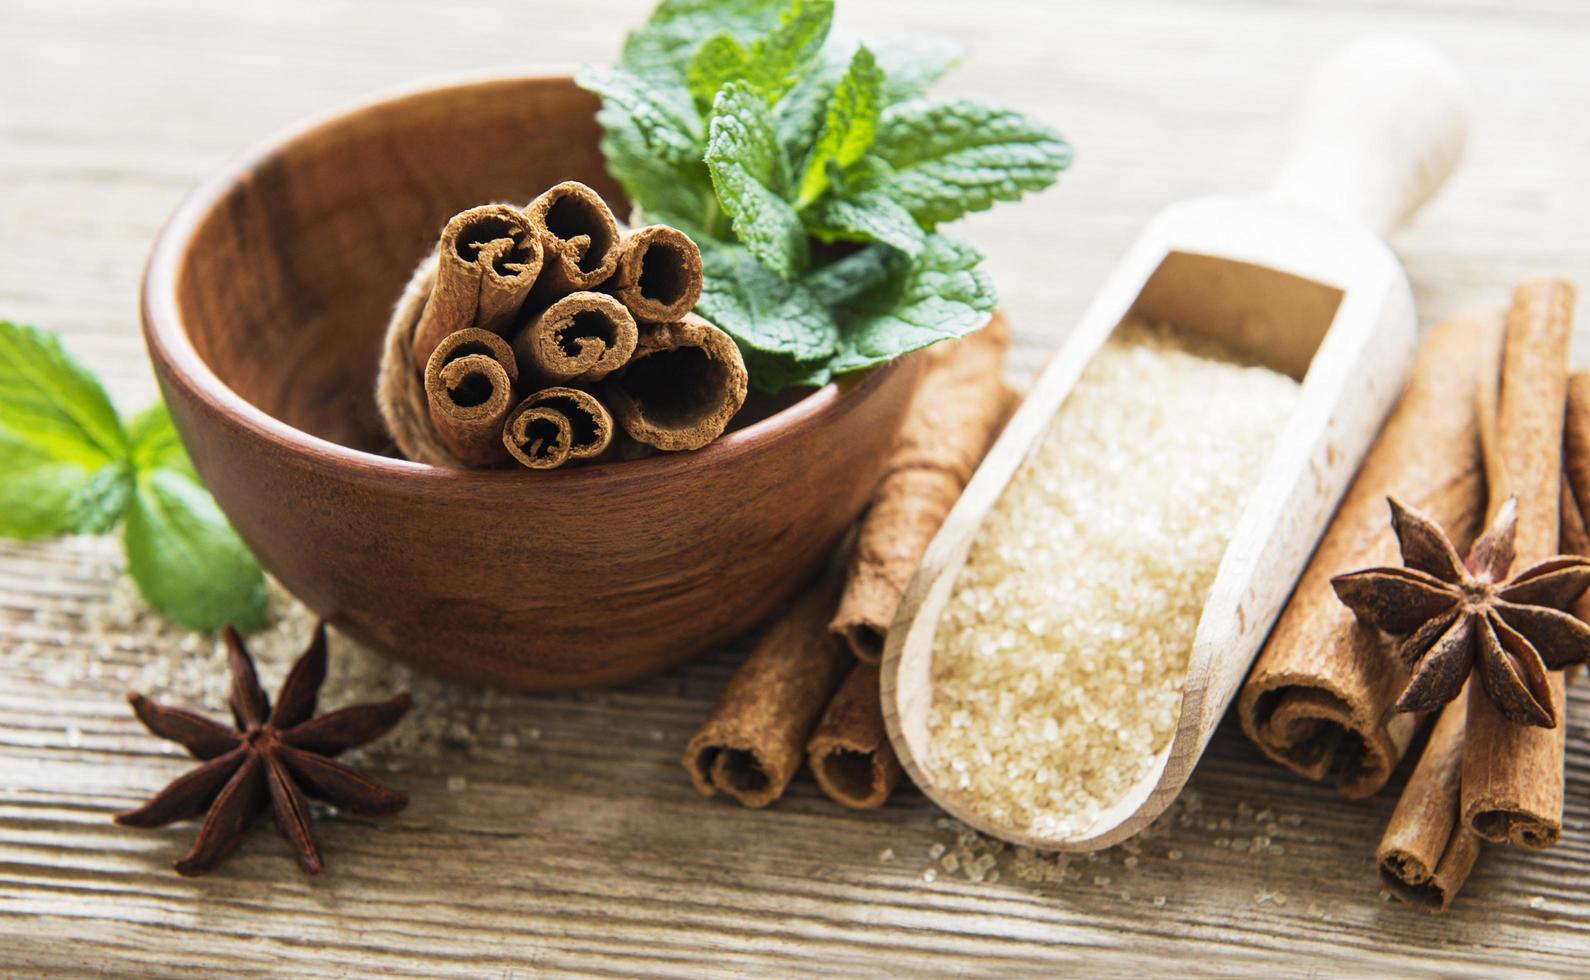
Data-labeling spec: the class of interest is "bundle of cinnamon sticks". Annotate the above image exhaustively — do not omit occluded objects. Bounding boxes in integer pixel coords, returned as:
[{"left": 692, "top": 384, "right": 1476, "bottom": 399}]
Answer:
[
  {"left": 376, "top": 182, "right": 748, "bottom": 470},
  {"left": 685, "top": 316, "right": 1016, "bottom": 809},
  {"left": 1239, "top": 277, "right": 1583, "bottom": 911}
]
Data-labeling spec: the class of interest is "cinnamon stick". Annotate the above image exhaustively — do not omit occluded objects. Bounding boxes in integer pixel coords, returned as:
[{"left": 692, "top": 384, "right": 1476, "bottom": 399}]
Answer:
[
  {"left": 422, "top": 328, "right": 520, "bottom": 467},
  {"left": 513, "top": 292, "right": 638, "bottom": 384},
  {"left": 1237, "top": 310, "right": 1502, "bottom": 797},
  {"left": 830, "top": 314, "right": 1014, "bottom": 663},
  {"left": 1461, "top": 277, "right": 1576, "bottom": 849},
  {"left": 525, "top": 181, "right": 622, "bottom": 297},
  {"left": 411, "top": 205, "right": 543, "bottom": 371},
  {"left": 605, "top": 225, "right": 704, "bottom": 323},
  {"left": 1377, "top": 690, "right": 1482, "bottom": 912},
  {"left": 604, "top": 315, "right": 749, "bottom": 451},
  {"left": 502, "top": 387, "right": 614, "bottom": 470},
  {"left": 684, "top": 574, "right": 849, "bottom": 807},
  {"left": 806, "top": 662, "right": 903, "bottom": 808}
]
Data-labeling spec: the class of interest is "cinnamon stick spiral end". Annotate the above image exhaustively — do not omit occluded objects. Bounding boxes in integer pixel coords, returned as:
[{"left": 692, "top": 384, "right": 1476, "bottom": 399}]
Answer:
[
  {"left": 608, "top": 225, "right": 704, "bottom": 323},
  {"left": 604, "top": 316, "right": 749, "bottom": 452},
  {"left": 513, "top": 292, "right": 638, "bottom": 384},
  {"left": 524, "top": 181, "right": 622, "bottom": 295},
  {"left": 423, "top": 328, "right": 520, "bottom": 467},
  {"left": 503, "top": 387, "right": 615, "bottom": 470},
  {"left": 412, "top": 204, "right": 543, "bottom": 371}
]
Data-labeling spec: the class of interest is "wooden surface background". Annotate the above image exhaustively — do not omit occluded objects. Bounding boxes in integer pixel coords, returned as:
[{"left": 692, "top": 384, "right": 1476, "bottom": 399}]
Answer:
[{"left": 3, "top": 0, "right": 1588, "bottom": 975}]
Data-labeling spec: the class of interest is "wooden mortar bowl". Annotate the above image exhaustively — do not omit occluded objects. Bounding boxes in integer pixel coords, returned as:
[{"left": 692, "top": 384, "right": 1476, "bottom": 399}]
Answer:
[{"left": 141, "top": 74, "right": 920, "bottom": 691}]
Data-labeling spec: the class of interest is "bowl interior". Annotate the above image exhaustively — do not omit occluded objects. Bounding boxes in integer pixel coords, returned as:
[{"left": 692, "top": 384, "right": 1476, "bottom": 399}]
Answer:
[{"left": 174, "top": 75, "right": 777, "bottom": 457}]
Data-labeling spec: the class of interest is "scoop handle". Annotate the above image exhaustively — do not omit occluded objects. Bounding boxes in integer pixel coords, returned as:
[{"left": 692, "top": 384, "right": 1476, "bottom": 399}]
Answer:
[{"left": 1269, "top": 36, "right": 1470, "bottom": 240}]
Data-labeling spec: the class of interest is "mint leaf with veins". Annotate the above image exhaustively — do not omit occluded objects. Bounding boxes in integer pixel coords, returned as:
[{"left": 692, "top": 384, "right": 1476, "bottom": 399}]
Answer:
[
  {"left": 705, "top": 82, "right": 808, "bottom": 279},
  {"left": 796, "top": 45, "right": 883, "bottom": 206},
  {"left": 697, "top": 242, "right": 837, "bottom": 375}
]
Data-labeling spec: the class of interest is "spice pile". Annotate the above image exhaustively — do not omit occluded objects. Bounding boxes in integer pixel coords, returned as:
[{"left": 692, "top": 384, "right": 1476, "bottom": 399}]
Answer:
[
  {"left": 925, "top": 320, "right": 1299, "bottom": 838},
  {"left": 376, "top": 181, "right": 749, "bottom": 470}
]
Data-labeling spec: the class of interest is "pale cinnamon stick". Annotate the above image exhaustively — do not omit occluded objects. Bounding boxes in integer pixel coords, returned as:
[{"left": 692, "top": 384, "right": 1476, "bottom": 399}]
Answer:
[
  {"left": 1461, "top": 277, "right": 1576, "bottom": 849},
  {"left": 604, "top": 315, "right": 749, "bottom": 452},
  {"left": 684, "top": 575, "right": 849, "bottom": 807},
  {"left": 1377, "top": 689, "right": 1482, "bottom": 912},
  {"left": 605, "top": 225, "right": 704, "bottom": 323},
  {"left": 422, "top": 328, "right": 519, "bottom": 467},
  {"left": 502, "top": 387, "right": 614, "bottom": 470},
  {"left": 806, "top": 662, "right": 903, "bottom": 809},
  {"left": 1237, "top": 310, "right": 1502, "bottom": 797},
  {"left": 525, "top": 181, "right": 621, "bottom": 297},
  {"left": 830, "top": 314, "right": 1014, "bottom": 663},
  {"left": 411, "top": 205, "right": 543, "bottom": 371},
  {"left": 513, "top": 292, "right": 638, "bottom": 384}
]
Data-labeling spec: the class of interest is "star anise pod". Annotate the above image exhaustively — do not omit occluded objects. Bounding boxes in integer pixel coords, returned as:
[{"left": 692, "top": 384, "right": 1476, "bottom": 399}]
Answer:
[
  {"left": 1331, "top": 496, "right": 1590, "bottom": 728},
  {"left": 116, "top": 622, "right": 412, "bottom": 876}
]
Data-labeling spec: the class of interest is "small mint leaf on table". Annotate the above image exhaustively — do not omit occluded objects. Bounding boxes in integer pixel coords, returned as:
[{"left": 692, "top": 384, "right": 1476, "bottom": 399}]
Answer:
[
  {"left": 0, "top": 320, "right": 126, "bottom": 465},
  {"left": 67, "top": 463, "right": 135, "bottom": 535},
  {"left": 128, "top": 402, "right": 197, "bottom": 478},
  {"left": 123, "top": 468, "right": 267, "bottom": 634},
  {"left": 0, "top": 428, "right": 102, "bottom": 538},
  {"left": 865, "top": 99, "right": 1073, "bottom": 228},
  {"left": 829, "top": 233, "right": 995, "bottom": 375},
  {"left": 796, "top": 44, "right": 883, "bottom": 206},
  {"left": 705, "top": 82, "right": 808, "bottom": 279}
]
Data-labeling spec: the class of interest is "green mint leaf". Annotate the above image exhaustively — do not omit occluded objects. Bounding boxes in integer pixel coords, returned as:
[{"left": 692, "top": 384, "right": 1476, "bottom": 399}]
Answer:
[
  {"left": 576, "top": 66, "right": 715, "bottom": 220},
  {"left": 0, "top": 427, "right": 102, "bottom": 538},
  {"left": 697, "top": 241, "right": 837, "bottom": 380},
  {"left": 830, "top": 233, "right": 995, "bottom": 374},
  {"left": 0, "top": 320, "right": 127, "bottom": 466},
  {"left": 866, "top": 99, "right": 1072, "bottom": 228},
  {"left": 687, "top": 32, "right": 752, "bottom": 114},
  {"left": 738, "top": 346, "right": 833, "bottom": 391},
  {"left": 620, "top": 0, "right": 787, "bottom": 83},
  {"left": 128, "top": 402, "right": 196, "bottom": 478},
  {"left": 705, "top": 82, "right": 808, "bottom": 279},
  {"left": 123, "top": 468, "right": 267, "bottom": 633},
  {"left": 802, "top": 244, "right": 896, "bottom": 304},
  {"left": 804, "top": 186, "right": 924, "bottom": 255},
  {"left": 68, "top": 462, "right": 135, "bottom": 534},
  {"left": 796, "top": 45, "right": 883, "bottom": 206},
  {"left": 740, "top": 0, "right": 834, "bottom": 103}
]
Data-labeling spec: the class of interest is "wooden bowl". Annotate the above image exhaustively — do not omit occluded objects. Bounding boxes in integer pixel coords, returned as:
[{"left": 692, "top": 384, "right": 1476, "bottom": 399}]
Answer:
[{"left": 141, "top": 73, "right": 921, "bottom": 691}]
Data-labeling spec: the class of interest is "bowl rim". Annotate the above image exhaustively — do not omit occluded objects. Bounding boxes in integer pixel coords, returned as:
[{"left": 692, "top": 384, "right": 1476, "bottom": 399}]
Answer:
[{"left": 141, "top": 68, "right": 881, "bottom": 486}]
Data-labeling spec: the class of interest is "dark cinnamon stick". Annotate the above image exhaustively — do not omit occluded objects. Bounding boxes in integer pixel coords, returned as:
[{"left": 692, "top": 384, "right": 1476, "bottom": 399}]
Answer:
[
  {"left": 1461, "top": 277, "right": 1576, "bottom": 849},
  {"left": 604, "top": 315, "right": 749, "bottom": 451},
  {"left": 513, "top": 292, "right": 638, "bottom": 385},
  {"left": 525, "top": 181, "right": 622, "bottom": 297},
  {"left": 605, "top": 225, "right": 704, "bottom": 323},
  {"left": 422, "top": 328, "right": 519, "bottom": 467},
  {"left": 830, "top": 314, "right": 1014, "bottom": 663},
  {"left": 1238, "top": 310, "right": 1502, "bottom": 797},
  {"left": 806, "top": 662, "right": 903, "bottom": 809},
  {"left": 684, "top": 574, "right": 849, "bottom": 807},
  {"left": 411, "top": 205, "right": 542, "bottom": 371},
  {"left": 1377, "top": 689, "right": 1482, "bottom": 912},
  {"left": 502, "top": 387, "right": 614, "bottom": 471}
]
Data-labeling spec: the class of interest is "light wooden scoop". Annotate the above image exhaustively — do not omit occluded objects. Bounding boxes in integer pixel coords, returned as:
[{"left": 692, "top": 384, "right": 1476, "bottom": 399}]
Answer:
[{"left": 882, "top": 37, "right": 1471, "bottom": 851}]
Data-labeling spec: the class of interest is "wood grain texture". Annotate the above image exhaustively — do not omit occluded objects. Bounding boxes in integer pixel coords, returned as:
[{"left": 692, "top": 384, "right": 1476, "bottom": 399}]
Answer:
[{"left": 2, "top": 0, "right": 1589, "bottom": 974}]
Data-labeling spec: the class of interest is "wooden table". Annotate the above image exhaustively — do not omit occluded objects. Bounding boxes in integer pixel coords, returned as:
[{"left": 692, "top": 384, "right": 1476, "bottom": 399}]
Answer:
[{"left": 3, "top": 0, "right": 1587, "bottom": 974}]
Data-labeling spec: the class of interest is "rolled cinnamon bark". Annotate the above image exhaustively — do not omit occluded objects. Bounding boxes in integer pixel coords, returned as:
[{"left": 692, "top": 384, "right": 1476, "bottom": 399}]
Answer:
[
  {"left": 1461, "top": 277, "right": 1576, "bottom": 849},
  {"left": 806, "top": 662, "right": 903, "bottom": 809},
  {"left": 684, "top": 574, "right": 849, "bottom": 807},
  {"left": 605, "top": 225, "right": 704, "bottom": 323},
  {"left": 1377, "top": 689, "right": 1482, "bottom": 912},
  {"left": 525, "top": 181, "right": 622, "bottom": 297},
  {"left": 502, "top": 387, "right": 614, "bottom": 470},
  {"left": 604, "top": 315, "right": 749, "bottom": 452},
  {"left": 830, "top": 315, "right": 1014, "bottom": 663},
  {"left": 422, "top": 328, "right": 519, "bottom": 467},
  {"left": 1237, "top": 310, "right": 1502, "bottom": 798},
  {"left": 411, "top": 205, "right": 543, "bottom": 371},
  {"left": 512, "top": 292, "right": 638, "bottom": 385}
]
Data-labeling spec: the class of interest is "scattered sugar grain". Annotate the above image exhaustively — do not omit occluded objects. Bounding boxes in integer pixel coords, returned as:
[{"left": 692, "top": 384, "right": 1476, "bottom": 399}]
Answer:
[
  {"left": 1529, "top": 896, "right": 1546, "bottom": 909},
  {"left": 925, "top": 321, "right": 1299, "bottom": 837},
  {"left": 446, "top": 775, "right": 468, "bottom": 792},
  {"left": 878, "top": 848, "right": 895, "bottom": 863}
]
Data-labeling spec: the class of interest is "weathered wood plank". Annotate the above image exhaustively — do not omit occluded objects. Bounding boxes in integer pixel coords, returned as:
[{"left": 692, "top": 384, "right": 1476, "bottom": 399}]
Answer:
[{"left": 2, "top": 0, "right": 1588, "bottom": 974}]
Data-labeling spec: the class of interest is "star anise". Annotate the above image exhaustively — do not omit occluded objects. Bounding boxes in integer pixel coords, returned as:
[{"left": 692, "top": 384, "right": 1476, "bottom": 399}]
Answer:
[
  {"left": 1331, "top": 496, "right": 1590, "bottom": 728},
  {"left": 116, "top": 622, "right": 412, "bottom": 876}
]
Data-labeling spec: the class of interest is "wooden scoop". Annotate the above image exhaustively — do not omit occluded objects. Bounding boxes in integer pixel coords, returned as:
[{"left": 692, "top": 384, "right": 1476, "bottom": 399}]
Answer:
[{"left": 882, "top": 37, "right": 1470, "bottom": 851}]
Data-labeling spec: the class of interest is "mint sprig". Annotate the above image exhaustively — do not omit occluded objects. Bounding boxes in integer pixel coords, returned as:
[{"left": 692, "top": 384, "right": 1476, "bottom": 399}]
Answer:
[
  {"left": 0, "top": 321, "right": 267, "bottom": 633},
  {"left": 580, "top": 0, "right": 1072, "bottom": 391}
]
